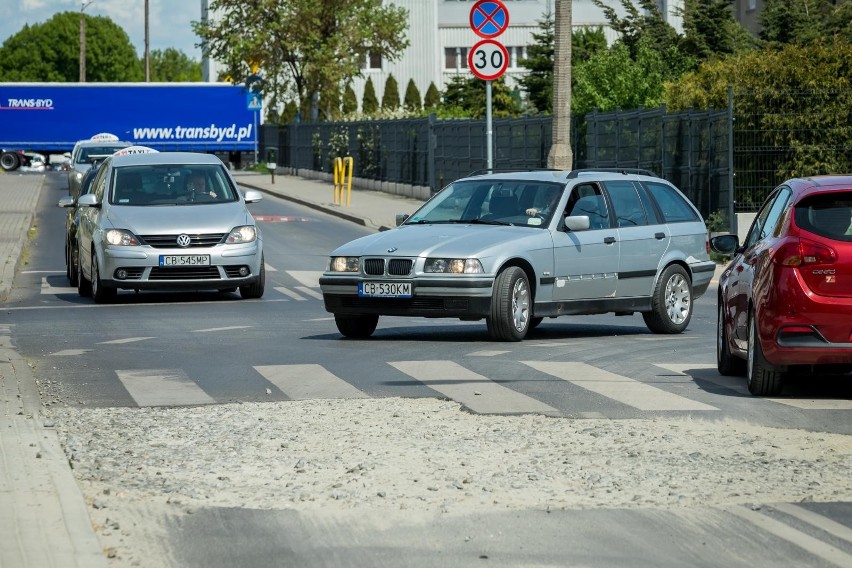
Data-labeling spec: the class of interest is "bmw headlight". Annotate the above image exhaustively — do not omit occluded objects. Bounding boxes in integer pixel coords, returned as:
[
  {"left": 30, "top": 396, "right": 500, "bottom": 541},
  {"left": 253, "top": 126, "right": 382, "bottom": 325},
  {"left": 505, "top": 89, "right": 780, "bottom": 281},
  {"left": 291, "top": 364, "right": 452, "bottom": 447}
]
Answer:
[
  {"left": 328, "top": 256, "right": 360, "bottom": 272},
  {"left": 424, "top": 258, "right": 484, "bottom": 274},
  {"left": 104, "top": 229, "right": 139, "bottom": 246},
  {"left": 226, "top": 225, "right": 257, "bottom": 244}
]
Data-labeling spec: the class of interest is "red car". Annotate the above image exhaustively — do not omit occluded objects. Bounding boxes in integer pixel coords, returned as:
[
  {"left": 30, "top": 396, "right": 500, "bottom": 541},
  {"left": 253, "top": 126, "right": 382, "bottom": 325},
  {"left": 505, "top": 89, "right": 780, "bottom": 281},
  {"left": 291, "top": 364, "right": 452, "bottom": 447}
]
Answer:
[{"left": 711, "top": 175, "right": 852, "bottom": 395}]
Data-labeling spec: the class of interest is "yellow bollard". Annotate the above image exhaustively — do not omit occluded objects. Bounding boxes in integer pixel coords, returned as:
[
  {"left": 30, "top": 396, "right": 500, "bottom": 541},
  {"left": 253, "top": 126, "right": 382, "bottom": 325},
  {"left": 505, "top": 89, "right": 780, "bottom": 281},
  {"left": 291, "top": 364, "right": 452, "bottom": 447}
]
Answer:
[
  {"left": 333, "top": 157, "right": 343, "bottom": 205},
  {"left": 342, "top": 156, "right": 353, "bottom": 207}
]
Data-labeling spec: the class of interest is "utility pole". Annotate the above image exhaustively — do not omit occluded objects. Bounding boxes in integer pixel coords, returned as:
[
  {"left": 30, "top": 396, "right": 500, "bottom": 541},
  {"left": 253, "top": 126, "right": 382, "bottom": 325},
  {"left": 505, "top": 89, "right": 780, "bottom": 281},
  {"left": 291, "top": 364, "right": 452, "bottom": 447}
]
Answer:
[
  {"left": 547, "top": 0, "right": 573, "bottom": 170},
  {"left": 144, "top": 0, "right": 150, "bottom": 81},
  {"left": 79, "top": 1, "right": 96, "bottom": 82}
]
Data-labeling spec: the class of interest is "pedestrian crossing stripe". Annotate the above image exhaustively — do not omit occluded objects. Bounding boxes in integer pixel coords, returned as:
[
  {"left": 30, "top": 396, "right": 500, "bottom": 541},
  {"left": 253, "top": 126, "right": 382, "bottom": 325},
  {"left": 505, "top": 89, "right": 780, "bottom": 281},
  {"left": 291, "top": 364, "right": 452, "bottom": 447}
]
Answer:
[
  {"left": 254, "top": 364, "right": 368, "bottom": 400},
  {"left": 116, "top": 369, "right": 216, "bottom": 407},
  {"left": 273, "top": 287, "right": 308, "bottom": 300},
  {"left": 295, "top": 286, "right": 324, "bottom": 300},
  {"left": 388, "top": 360, "right": 558, "bottom": 415},
  {"left": 525, "top": 361, "right": 718, "bottom": 411},
  {"left": 287, "top": 271, "right": 323, "bottom": 288}
]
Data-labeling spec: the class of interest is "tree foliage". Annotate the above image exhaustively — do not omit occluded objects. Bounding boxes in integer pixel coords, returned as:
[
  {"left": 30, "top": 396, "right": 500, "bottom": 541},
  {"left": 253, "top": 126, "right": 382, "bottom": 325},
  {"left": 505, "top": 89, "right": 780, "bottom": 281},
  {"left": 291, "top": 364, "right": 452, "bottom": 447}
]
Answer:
[
  {"left": 423, "top": 82, "right": 440, "bottom": 110},
  {"left": 403, "top": 79, "right": 421, "bottom": 112},
  {"left": 679, "top": 0, "right": 757, "bottom": 60},
  {"left": 362, "top": 76, "right": 379, "bottom": 115},
  {"left": 342, "top": 84, "right": 358, "bottom": 115},
  {"left": 0, "top": 12, "right": 142, "bottom": 82},
  {"left": 193, "top": 0, "right": 409, "bottom": 121},
  {"left": 439, "top": 75, "right": 520, "bottom": 119},
  {"left": 381, "top": 74, "right": 400, "bottom": 110},
  {"left": 573, "top": 38, "right": 693, "bottom": 115},
  {"left": 592, "top": 0, "right": 681, "bottom": 60},
  {"left": 148, "top": 48, "right": 201, "bottom": 82},
  {"left": 760, "top": 0, "right": 852, "bottom": 46}
]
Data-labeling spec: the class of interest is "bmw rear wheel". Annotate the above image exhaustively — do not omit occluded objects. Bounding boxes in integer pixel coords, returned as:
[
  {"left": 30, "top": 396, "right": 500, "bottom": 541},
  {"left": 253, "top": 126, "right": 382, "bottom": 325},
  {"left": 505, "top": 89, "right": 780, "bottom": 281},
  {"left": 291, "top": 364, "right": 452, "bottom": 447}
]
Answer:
[
  {"left": 643, "top": 264, "right": 692, "bottom": 334},
  {"left": 487, "top": 266, "right": 530, "bottom": 342},
  {"left": 747, "top": 310, "right": 783, "bottom": 396}
]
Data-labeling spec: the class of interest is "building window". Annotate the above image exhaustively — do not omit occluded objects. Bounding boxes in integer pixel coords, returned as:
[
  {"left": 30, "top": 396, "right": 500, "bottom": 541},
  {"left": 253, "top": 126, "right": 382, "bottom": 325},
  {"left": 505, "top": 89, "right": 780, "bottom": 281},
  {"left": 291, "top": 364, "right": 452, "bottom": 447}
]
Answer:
[
  {"left": 360, "top": 51, "right": 382, "bottom": 70},
  {"left": 507, "top": 46, "right": 526, "bottom": 69},
  {"left": 747, "top": 0, "right": 756, "bottom": 10},
  {"left": 444, "top": 47, "right": 469, "bottom": 70}
]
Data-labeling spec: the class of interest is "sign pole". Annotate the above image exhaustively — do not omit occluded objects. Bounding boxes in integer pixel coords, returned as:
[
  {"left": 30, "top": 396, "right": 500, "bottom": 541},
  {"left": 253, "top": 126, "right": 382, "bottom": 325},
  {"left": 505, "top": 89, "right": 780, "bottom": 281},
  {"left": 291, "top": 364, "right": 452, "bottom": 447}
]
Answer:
[
  {"left": 253, "top": 110, "right": 258, "bottom": 165},
  {"left": 486, "top": 80, "right": 493, "bottom": 170}
]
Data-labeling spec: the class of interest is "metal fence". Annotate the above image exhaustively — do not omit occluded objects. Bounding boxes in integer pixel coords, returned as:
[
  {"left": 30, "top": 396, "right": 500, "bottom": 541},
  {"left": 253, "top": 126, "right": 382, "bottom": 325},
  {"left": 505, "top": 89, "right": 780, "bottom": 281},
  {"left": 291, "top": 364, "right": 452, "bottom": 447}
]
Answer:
[{"left": 259, "top": 89, "right": 851, "bottom": 231}]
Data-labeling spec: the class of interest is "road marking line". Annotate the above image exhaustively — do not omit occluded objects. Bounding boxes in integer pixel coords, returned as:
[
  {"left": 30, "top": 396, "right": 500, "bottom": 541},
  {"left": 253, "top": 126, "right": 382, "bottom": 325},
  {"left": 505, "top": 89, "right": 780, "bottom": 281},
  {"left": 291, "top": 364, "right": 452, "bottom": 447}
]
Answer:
[
  {"left": 525, "top": 361, "right": 718, "bottom": 411},
  {"left": 47, "top": 349, "right": 92, "bottom": 356},
  {"left": 295, "top": 286, "right": 324, "bottom": 300},
  {"left": 40, "top": 277, "right": 76, "bottom": 295},
  {"left": 727, "top": 505, "right": 852, "bottom": 568},
  {"left": 264, "top": 262, "right": 278, "bottom": 272},
  {"left": 389, "top": 360, "right": 557, "bottom": 415},
  {"left": 287, "top": 271, "right": 323, "bottom": 288},
  {"left": 116, "top": 369, "right": 215, "bottom": 407},
  {"left": 273, "top": 287, "right": 306, "bottom": 300},
  {"left": 191, "top": 325, "right": 252, "bottom": 333},
  {"left": 98, "top": 337, "right": 155, "bottom": 345},
  {"left": 767, "top": 398, "right": 852, "bottom": 410},
  {"left": 254, "top": 364, "right": 368, "bottom": 400},
  {"left": 771, "top": 503, "right": 852, "bottom": 543},
  {"left": 467, "top": 350, "right": 511, "bottom": 357},
  {"left": 653, "top": 363, "right": 749, "bottom": 394}
]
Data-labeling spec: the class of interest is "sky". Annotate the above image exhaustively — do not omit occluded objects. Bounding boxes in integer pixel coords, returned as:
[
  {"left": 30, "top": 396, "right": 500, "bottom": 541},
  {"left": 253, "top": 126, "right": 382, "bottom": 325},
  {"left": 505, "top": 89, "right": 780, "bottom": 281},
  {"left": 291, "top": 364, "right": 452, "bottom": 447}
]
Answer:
[{"left": 0, "top": 0, "right": 203, "bottom": 60}]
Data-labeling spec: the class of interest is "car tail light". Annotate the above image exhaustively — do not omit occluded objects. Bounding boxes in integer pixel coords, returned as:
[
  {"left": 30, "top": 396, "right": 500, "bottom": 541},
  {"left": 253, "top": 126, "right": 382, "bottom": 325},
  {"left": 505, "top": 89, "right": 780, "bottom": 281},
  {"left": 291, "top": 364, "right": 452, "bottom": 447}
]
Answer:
[
  {"left": 772, "top": 238, "right": 836, "bottom": 267},
  {"left": 705, "top": 234, "right": 710, "bottom": 254}
]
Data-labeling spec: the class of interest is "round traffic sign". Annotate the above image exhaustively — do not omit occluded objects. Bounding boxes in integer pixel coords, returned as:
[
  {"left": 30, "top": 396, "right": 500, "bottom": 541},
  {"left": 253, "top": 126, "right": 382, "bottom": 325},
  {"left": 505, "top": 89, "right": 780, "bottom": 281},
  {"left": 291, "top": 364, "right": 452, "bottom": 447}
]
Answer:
[
  {"left": 467, "top": 39, "right": 509, "bottom": 81},
  {"left": 469, "top": 0, "right": 510, "bottom": 39}
]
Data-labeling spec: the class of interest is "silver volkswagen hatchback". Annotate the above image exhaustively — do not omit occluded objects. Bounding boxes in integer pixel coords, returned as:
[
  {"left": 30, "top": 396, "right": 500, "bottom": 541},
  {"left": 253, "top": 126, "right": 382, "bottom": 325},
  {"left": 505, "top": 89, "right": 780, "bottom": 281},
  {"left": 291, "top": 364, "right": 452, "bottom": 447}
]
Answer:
[
  {"left": 75, "top": 151, "right": 265, "bottom": 303},
  {"left": 320, "top": 169, "right": 716, "bottom": 341}
]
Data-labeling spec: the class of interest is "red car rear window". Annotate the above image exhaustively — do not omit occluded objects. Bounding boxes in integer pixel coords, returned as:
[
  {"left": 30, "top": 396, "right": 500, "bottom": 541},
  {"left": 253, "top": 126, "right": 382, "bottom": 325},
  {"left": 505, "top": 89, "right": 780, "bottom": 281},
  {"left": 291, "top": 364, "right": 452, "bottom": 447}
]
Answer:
[{"left": 795, "top": 193, "right": 852, "bottom": 242}]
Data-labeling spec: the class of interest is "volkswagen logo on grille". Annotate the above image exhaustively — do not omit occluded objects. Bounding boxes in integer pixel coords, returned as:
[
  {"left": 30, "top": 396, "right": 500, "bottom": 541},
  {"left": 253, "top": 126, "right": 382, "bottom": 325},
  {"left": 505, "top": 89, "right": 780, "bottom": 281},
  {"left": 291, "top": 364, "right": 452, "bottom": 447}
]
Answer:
[
  {"left": 176, "top": 234, "right": 192, "bottom": 247},
  {"left": 387, "top": 247, "right": 398, "bottom": 253}
]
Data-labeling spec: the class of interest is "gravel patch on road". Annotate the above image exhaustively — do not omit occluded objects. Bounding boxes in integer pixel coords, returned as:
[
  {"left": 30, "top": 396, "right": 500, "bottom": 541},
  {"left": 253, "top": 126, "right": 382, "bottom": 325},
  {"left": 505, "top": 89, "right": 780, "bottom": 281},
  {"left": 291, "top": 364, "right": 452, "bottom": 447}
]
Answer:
[{"left": 47, "top": 397, "right": 852, "bottom": 517}]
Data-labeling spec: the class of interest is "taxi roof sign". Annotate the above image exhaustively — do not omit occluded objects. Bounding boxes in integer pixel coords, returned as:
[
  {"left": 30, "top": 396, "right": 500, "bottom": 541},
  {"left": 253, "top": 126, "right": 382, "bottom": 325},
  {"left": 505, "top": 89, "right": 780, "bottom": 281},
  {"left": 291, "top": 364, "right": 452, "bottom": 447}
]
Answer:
[
  {"left": 90, "top": 132, "right": 120, "bottom": 141},
  {"left": 112, "top": 145, "right": 158, "bottom": 156}
]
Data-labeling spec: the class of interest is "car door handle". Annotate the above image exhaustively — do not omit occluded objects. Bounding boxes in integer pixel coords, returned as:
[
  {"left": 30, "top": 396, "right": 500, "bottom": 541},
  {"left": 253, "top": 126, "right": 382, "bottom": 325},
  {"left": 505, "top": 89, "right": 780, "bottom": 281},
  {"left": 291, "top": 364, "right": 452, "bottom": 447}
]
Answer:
[
  {"left": 604, "top": 236, "right": 616, "bottom": 244},
  {"left": 655, "top": 232, "right": 666, "bottom": 240}
]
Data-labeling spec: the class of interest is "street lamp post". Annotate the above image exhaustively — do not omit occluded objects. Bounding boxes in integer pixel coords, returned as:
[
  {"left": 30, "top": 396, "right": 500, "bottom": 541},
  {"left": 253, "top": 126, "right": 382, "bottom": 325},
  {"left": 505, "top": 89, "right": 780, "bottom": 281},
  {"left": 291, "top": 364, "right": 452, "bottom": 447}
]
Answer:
[{"left": 79, "top": 0, "right": 96, "bottom": 82}]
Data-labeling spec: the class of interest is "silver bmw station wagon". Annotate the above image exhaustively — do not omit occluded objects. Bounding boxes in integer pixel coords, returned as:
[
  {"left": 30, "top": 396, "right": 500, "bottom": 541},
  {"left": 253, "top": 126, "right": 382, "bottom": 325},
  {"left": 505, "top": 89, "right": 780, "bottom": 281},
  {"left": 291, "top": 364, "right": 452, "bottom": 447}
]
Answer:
[
  {"left": 75, "top": 150, "right": 265, "bottom": 303},
  {"left": 320, "top": 169, "right": 716, "bottom": 341}
]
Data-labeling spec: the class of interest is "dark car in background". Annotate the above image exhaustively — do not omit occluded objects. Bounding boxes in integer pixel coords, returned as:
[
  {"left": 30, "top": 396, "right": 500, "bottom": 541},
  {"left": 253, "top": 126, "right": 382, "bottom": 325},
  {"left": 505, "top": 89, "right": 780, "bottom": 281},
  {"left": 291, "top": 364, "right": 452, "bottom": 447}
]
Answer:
[
  {"left": 711, "top": 175, "right": 852, "bottom": 395},
  {"left": 58, "top": 159, "right": 105, "bottom": 287}
]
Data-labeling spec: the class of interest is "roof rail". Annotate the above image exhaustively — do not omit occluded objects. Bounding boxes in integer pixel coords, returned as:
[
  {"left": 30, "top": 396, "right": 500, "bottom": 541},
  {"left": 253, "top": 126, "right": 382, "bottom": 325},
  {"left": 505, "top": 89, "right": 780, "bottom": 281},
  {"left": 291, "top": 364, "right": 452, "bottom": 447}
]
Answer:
[
  {"left": 467, "top": 167, "right": 563, "bottom": 177},
  {"left": 566, "top": 168, "right": 658, "bottom": 179}
]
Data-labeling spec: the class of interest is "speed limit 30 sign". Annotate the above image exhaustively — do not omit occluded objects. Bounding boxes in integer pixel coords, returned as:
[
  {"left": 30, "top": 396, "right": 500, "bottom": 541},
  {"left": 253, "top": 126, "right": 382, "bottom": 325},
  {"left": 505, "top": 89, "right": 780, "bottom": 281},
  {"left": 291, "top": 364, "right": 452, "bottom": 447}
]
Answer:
[{"left": 468, "top": 39, "right": 509, "bottom": 81}]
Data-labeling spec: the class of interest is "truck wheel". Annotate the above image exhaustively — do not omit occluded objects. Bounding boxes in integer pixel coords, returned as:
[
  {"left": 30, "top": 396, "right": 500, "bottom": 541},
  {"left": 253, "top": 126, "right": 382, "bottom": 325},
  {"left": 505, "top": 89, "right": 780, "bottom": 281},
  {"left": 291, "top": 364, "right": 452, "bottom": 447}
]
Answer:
[
  {"left": 643, "top": 264, "right": 692, "bottom": 334},
  {"left": 486, "top": 266, "right": 531, "bottom": 342},
  {"left": 334, "top": 314, "right": 379, "bottom": 338},
  {"left": 0, "top": 151, "right": 20, "bottom": 172},
  {"left": 747, "top": 310, "right": 783, "bottom": 396}
]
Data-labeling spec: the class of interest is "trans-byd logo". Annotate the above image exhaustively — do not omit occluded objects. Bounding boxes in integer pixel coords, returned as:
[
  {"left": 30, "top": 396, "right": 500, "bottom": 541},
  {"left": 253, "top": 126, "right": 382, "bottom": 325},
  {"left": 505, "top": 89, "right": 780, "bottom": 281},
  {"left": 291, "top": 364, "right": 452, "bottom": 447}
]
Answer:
[{"left": 4, "top": 98, "right": 54, "bottom": 109}]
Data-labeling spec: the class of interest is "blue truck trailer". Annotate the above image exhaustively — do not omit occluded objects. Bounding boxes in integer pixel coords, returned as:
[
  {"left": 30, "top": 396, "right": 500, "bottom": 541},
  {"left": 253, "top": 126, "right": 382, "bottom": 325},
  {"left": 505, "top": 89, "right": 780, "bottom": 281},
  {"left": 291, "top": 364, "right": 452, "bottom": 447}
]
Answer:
[{"left": 0, "top": 82, "right": 259, "bottom": 171}]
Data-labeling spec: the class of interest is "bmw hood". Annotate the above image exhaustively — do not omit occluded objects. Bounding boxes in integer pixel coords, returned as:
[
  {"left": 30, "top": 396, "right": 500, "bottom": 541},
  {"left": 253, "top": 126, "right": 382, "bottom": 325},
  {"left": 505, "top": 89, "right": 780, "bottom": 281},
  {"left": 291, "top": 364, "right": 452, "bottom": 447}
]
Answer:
[
  {"left": 331, "top": 224, "right": 548, "bottom": 258},
  {"left": 105, "top": 204, "right": 254, "bottom": 235}
]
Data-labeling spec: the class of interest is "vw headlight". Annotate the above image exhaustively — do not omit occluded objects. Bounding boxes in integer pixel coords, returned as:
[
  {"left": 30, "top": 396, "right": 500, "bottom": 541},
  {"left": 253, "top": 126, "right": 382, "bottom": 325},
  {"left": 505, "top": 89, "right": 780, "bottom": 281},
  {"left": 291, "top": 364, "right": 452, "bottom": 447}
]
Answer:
[
  {"left": 328, "top": 256, "right": 360, "bottom": 272},
  {"left": 226, "top": 225, "right": 257, "bottom": 244},
  {"left": 74, "top": 171, "right": 84, "bottom": 181},
  {"left": 424, "top": 258, "right": 484, "bottom": 274},
  {"left": 104, "top": 229, "right": 139, "bottom": 246}
]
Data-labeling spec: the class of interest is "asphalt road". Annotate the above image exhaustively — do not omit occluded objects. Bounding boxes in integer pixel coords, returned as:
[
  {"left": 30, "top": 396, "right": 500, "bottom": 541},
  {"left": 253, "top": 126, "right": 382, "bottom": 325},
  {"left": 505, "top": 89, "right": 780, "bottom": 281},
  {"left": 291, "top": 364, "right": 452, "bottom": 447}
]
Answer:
[{"left": 4, "top": 172, "right": 852, "bottom": 567}]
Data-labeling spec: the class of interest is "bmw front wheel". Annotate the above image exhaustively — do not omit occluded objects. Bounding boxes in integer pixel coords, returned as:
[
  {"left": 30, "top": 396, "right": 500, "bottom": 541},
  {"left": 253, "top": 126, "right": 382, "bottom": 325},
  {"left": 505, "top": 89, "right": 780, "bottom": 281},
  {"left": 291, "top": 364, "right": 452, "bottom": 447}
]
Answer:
[{"left": 487, "top": 266, "right": 531, "bottom": 342}]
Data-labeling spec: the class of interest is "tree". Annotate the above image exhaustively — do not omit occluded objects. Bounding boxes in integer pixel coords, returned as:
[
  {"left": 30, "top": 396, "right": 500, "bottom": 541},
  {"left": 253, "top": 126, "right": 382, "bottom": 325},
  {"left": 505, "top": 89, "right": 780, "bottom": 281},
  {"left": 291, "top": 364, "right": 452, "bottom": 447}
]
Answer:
[
  {"left": 148, "top": 48, "right": 201, "bottom": 82},
  {"left": 194, "top": 0, "right": 409, "bottom": 120},
  {"left": 517, "top": 11, "right": 554, "bottom": 114},
  {"left": 362, "top": 76, "right": 379, "bottom": 115},
  {"left": 423, "top": 82, "right": 441, "bottom": 110},
  {"left": 573, "top": 38, "right": 693, "bottom": 115},
  {"left": 592, "top": 0, "right": 681, "bottom": 60},
  {"left": 381, "top": 74, "right": 400, "bottom": 111},
  {"left": 403, "top": 78, "right": 421, "bottom": 112},
  {"left": 342, "top": 84, "right": 358, "bottom": 115},
  {"left": 440, "top": 75, "right": 519, "bottom": 119},
  {"left": 760, "top": 0, "right": 852, "bottom": 47},
  {"left": 0, "top": 12, "right": 142, "bottom": 82},
  {"left": 679, "top": 0, "right": 756, "bottom": 61}
]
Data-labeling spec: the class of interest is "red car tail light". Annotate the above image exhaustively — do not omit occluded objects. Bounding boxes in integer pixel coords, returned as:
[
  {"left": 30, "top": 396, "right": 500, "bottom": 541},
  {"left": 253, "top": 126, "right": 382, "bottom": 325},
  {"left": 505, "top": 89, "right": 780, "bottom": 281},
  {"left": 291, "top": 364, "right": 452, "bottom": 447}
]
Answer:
[{"left": 772, "top": 238, "right": 837, "bottom": 267}]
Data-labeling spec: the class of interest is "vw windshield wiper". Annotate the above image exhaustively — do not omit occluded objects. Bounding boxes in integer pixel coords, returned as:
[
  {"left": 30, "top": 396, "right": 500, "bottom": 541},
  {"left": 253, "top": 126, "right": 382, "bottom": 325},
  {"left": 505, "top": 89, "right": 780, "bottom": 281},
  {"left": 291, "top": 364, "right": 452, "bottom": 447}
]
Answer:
[{"left": 463, "top": 218, "right": 514, "bottom": 226}]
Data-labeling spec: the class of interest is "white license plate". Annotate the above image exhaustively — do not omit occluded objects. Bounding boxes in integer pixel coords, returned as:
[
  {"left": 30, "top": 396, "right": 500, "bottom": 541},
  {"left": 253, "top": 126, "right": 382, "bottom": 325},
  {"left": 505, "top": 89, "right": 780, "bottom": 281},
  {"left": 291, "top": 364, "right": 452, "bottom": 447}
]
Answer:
[
  {"left": 358, "top": 281, "right": 412, "bottom": 298},
  {"left": 159, "top": 255, "right": 211, "bottom": 267}
]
